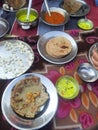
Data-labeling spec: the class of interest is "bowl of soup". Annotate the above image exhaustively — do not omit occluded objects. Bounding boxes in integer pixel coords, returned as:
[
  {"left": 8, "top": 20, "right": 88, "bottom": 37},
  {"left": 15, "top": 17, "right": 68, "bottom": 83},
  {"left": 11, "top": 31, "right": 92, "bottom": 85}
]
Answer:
[
  {"left": 56, "top": 76, "right": 80, "bottom": 100},
  {"left": 40, "top": 7, "right": 70, "bottom": 26},
  {"left": 16, "top": 8, "right": 38, "bottom": 30}
]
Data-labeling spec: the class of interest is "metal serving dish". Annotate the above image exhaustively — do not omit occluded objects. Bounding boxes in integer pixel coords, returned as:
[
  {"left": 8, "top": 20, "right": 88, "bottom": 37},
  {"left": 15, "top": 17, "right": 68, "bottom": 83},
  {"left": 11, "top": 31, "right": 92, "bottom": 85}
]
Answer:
[
  {"left": 40, "top": 7, "right": 70, "bottom": 26},
  {"left": 59, "top": 0, "right": 90, "bottom": 17},
  {"left": 77, "top": 63, "right": 98, "bottom": 82},
  {"left": 3, "top": 0, "right": 26, "bottom": 12},
  {"left": 56, "top": 75, "right": 80, "bottom": 100},
  {"left": 1, "top": 73, "right": 58, "bottom": 130},
  {"left": 77, "top": 43, "right": 98, "bottom": 82},
  {"left": 0, "top": 17, "right": 9, "bottom": 38},
  {"left": 16, "top": 8, "right": 39, "bottom": 30},
  {"left": 37, "top": 31, "right": 78, "bottom": 64},
  {"left": 89, "top": 42, "right": 98, "bottom": 66},
  {"left": 0, "top": 40, "right": 34, "bottom": 79}
]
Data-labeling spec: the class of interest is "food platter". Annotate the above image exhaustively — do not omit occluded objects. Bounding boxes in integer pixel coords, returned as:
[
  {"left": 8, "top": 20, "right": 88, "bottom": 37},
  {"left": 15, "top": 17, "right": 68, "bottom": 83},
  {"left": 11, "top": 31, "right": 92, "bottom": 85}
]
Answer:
[
  {"left": 37, "top": 31, "right": 78, "bottom": 64},
  {"left": 0, "top": 17, "right": 9, "bottom": 38},
  {"left": 0, "top": 40, "right": 34, "bottom": 79},
  {"left": 59, "top": 0, "right": 90, "bottom": 17},
  {"left": 1, "top": 73, "right": 58, "bottom": 130},
  {"left": 2, "top": 0, "right": 26, "bottom": 12},
  {"left": 89, "top": 43, "right": 98, "bottom": 65}
]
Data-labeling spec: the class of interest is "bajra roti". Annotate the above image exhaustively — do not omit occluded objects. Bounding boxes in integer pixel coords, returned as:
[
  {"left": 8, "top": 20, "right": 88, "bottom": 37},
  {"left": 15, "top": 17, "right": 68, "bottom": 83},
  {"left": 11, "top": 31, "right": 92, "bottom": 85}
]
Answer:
[
  {"left": 6, "top": 0, "right": 26, "bottom": 9},
  {"left": 45, "top": 36, "right": 72, "bottom": 58},
  {"left": 63, "top": 0, "right": 82, "bottom": 14},
  {"left": 10, "top": 76, "right": 49, "bottom": 118}
]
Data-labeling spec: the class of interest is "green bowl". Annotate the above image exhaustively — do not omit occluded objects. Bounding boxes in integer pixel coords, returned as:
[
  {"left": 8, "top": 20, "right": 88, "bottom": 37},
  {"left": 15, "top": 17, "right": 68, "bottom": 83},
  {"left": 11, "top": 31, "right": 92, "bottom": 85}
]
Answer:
[
  {"left": 56, "top": 76, "right": 80, "bottom": 100},
  {"left": 16, "top": 8, "right": 38, "bottom": 29}
]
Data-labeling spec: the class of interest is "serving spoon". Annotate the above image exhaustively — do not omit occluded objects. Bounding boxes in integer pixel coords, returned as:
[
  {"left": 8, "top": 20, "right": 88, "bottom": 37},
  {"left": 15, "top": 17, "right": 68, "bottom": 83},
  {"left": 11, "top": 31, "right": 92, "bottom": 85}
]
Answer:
[
  {"left": 26, "top": 0, "right": 32, "bottom": 21},
  {"left": 44, "top": 0, "right": 51, "bottom": 16}
]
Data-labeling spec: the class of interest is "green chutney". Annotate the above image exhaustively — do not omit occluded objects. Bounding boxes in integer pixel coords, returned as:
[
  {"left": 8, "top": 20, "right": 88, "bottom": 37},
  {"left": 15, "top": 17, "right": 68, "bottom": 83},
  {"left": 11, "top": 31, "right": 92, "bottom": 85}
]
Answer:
[{"left": 18, "top": 14, "right": 37, "bottom": 22}]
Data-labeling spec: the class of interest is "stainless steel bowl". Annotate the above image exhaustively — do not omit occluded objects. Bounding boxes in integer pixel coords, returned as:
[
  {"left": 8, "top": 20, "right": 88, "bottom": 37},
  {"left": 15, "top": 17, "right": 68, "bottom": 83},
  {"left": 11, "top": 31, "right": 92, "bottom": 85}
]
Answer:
[
  {"left": 56, "top": 75, "right": 80, "bottom": 100},
  {"left": 40, "top": 7, "right": 70, "bottom": 26},
  {"left": 77, "top": 63, "right": 98, "bottom": 82},
  {"left": 16, "top": 8, "right": 38, "bottom": 30},
  {"left": 89, "top": 42, "right": 98, "bottom": 65},
  {"left": 0, "top": 17, "right": 9, "bottom": 38}
]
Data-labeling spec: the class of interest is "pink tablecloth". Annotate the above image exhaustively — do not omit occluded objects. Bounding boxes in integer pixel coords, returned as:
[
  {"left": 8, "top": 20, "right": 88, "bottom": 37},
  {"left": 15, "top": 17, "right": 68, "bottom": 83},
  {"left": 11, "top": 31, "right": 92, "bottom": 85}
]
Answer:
[{"left": 86, "top": 0, "right": 98, "bottom": 27}]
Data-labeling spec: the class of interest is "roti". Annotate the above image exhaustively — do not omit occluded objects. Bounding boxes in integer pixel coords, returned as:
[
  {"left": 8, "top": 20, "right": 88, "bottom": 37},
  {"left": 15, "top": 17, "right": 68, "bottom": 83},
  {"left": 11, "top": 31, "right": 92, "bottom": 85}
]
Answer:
[
  {"left": 63, "top": 0, "right": 82, "bottom": 14},
  {"left": 10, "top": 76, "right": 49, "bottom": 118},
  {"left": 6, "top": 0, "right": 26, "bottom": 9},
  {"left": 45, "top": 36, "right": 72, "bottom": 58}
]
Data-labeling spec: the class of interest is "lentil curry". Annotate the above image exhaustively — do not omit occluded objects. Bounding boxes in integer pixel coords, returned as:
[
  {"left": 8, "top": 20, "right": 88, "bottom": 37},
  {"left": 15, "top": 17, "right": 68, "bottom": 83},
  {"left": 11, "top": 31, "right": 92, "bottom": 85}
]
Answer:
[{"left": 44, "top": 12, "right": 65, "bottom": 25}]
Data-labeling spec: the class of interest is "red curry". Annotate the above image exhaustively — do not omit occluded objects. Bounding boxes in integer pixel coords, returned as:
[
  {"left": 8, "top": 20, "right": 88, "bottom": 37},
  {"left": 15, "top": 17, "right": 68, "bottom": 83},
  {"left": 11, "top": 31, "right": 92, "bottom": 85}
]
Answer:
[{"left": 44, "top": 12, "right": 65, "bottom": 24}]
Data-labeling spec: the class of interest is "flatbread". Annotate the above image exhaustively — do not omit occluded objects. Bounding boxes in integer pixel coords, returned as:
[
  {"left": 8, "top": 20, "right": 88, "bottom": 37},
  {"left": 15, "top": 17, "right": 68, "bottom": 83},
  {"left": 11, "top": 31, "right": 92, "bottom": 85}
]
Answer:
[
  {"left": 45, "top": 36, "right": 72, "bottom": 58},
  {"left": 10, "top": 76, "right": 49, "bottom": 118},
  {"left": 63, "top": 0, "right": 82, "bottom": 14},
  {"left": 6, "top": 0, "right": 26, "bottom": 9}
]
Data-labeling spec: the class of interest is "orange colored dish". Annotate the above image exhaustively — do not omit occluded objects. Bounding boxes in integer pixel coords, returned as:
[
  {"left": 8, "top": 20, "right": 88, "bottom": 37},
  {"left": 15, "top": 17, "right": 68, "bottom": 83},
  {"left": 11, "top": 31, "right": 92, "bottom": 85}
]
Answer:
[{"left": 44, "top": 12, "right": 65, "bottom": 24}]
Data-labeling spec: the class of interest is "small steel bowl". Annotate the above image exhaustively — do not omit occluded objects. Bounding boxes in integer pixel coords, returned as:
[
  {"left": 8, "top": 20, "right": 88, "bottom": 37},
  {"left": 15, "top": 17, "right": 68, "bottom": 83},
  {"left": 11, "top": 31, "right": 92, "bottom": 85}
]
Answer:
[
  {"left": 56, "top": 76, "right": 80, "bottom": 100},
  {"left": 77, "top": 63, "right": 98, "bottom": 82},
  {"left": 40, "top": 7, "right": 70, "bottom": 26},
  {"left": 16, "top": 8, "right": 39, "bottom": 30},
  {"left": 77, "top": 18, "right": 94, "bottom": 30}
]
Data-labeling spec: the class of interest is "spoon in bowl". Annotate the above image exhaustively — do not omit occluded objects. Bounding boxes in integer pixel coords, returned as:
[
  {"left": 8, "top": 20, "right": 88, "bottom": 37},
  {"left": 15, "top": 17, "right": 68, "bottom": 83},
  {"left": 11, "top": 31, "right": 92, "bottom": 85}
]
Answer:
[
  {"left": 26, "top": 0, "right": 32, "bottom": 21},
  {"left": 44, "top": 0, "right": 51, "bottom": 16}
]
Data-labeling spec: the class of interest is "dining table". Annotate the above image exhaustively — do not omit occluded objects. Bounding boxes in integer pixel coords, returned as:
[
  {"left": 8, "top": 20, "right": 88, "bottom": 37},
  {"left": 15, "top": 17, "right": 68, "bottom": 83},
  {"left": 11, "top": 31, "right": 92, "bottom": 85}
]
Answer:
[{"left": 1, "top": 0, "right": 98, "bottom": 130}]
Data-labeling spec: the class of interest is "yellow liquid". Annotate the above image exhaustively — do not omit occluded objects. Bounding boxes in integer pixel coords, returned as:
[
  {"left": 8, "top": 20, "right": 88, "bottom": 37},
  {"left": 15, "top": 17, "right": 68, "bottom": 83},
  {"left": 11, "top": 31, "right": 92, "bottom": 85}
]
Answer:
[
  {"left": 78, "top": 20, "right": 93, "bottom": 30},
  {"left": 57, "top": 78, "right": 77, "bottom": 99},
  {"left": 18, "top": 14, "right": 37, "bottom": 22}
]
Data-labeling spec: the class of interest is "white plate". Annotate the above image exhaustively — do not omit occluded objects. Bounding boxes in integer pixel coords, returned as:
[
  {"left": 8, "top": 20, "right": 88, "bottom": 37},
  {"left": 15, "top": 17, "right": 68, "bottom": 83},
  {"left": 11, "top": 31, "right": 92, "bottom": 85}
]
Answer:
[
  {"left": 37, "top": 31, "right": 78, "bottom": 64},
  {"left": 1, "top": 73, "right": 58, "bottom": 130},
  {"left": 0, "top": 40, "right": 34, "bottom": 79}
]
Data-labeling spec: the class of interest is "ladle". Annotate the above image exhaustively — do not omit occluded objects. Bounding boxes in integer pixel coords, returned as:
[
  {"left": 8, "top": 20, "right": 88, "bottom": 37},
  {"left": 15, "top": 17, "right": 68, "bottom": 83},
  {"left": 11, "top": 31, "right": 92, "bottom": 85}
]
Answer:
[
  {"left": 44, "top": 0, "right": 51, "bottom": 16},
  {"left": 26, "top": 0, "right": 32, "bottom": 20}
]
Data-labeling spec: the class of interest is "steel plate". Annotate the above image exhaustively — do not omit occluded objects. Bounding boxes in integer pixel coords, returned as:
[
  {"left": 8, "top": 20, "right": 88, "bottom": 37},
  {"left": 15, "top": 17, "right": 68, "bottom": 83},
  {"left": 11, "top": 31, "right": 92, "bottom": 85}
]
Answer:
[
  {"left": 89, "top": 42, "right": 98, "bottom": 65},
  {"left": 37, "top": 31, "right": 78, "bottom": 64},
  {"left": 59, "top": 0, "right": 90, "bottom": 17},
  {"left": 2, "top": 0, "right": 26, "bottom": 12},
  {"left": 0, "top": 17, "right": 9, "bottom": 38},
  {"left": 0, "top": 40, "right": 34, "bottom": 79},
  {"left": 1, "top": 73, "right": 58, "bottom": 130}
]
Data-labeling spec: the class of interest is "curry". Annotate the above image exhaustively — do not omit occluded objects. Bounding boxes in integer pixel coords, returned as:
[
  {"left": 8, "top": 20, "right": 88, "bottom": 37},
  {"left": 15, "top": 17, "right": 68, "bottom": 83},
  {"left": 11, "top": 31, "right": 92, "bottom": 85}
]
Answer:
[
  {"left": 44, "top": 12, "right": 65, "bottom": 24},
  {"left": 18, "top": 13, "right": 37, "bottom": 22},
  {"left": 56, "top": 76, "right": 80, "bottom": 99}
]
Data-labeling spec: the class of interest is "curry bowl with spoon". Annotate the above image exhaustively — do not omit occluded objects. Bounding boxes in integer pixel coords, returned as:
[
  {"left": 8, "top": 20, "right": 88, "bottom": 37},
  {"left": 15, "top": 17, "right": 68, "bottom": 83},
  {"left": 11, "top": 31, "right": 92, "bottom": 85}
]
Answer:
[{"left": 40, "top": 7, "right": 70, "bottom": 26}]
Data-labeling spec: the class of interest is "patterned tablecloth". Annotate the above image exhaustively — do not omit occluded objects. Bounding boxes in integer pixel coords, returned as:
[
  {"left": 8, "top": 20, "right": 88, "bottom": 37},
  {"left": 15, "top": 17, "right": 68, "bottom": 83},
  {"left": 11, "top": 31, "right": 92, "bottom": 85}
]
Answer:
[
  {"left": 1, "top": 0, "right": 98, "bottom": 130},
  {"left": 1, "top": 27, "right": 98, "bottom": 130}
]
